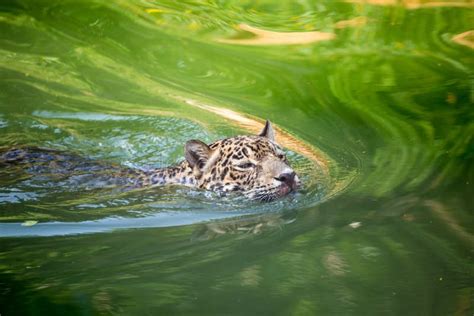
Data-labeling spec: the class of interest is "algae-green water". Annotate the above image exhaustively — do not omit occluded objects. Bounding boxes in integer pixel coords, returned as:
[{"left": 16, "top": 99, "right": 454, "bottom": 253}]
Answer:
[{"left": 0, "top": 0, "right": 473, "bottom": 314}]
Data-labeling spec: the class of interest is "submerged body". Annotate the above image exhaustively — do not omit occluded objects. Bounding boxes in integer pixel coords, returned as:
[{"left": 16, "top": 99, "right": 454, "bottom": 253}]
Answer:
[{"left": 0, "top": 121, "right": 299, "bottom": 201}]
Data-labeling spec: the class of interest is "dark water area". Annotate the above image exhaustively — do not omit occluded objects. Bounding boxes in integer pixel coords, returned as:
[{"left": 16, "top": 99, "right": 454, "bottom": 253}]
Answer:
[{"left": 0, "top": 0, "right": 473, "bottom": 314}]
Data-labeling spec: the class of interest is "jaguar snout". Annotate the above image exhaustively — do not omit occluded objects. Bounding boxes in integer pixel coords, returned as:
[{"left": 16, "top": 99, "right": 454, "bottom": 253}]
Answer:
[{"left": 275, "top": 171, "right": 299, "bottom": 191}]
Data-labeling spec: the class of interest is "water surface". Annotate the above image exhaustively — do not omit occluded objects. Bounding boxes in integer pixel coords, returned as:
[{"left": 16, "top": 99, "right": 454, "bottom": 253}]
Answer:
[{"left": 0, "top": 0, "right": 473, "bottom": 314}]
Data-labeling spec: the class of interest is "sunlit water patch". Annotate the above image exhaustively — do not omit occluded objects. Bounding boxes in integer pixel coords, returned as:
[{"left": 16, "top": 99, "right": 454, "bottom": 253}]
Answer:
[{"left": 0, "top": 113, "right": 329, "bottom": 236}]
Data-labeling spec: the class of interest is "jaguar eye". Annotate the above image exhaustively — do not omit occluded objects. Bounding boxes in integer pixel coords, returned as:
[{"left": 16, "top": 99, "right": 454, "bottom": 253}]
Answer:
[
  {"left": 277, "top": 154, "right": 285, "bottom": 160},
  {"left": 237, "top": 162, "right": 255, "bottom": 169}
]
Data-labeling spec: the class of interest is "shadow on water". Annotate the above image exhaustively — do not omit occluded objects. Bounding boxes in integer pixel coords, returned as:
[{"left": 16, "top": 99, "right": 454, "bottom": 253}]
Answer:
[{"left": 0, "top": 272, "right": 87, "bottom": 316}]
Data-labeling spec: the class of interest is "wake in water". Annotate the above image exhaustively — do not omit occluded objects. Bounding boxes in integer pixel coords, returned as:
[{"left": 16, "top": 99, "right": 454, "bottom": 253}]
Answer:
[{"left": 0, "top": 115, "right": 326, "bottom": 236}]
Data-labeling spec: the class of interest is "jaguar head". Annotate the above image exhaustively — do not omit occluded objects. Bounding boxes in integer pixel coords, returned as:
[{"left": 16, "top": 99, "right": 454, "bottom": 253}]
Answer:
[{"left": 184, "top": 121, "right": 300, "bottom": 201}]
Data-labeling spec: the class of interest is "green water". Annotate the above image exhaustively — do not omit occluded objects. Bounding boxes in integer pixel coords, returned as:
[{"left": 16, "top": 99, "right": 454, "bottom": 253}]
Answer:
[{"left": 1, "top": 0, "right": 473, "bottom": 314}]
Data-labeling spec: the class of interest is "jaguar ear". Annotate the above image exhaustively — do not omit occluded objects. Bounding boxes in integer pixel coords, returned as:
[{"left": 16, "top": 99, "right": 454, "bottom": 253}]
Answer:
[
  {"left": 185, "top": 140, "right": 212, "bottom": 169},
  {"left": 258, "top": 120, "right": 275, "bottom": 141}
]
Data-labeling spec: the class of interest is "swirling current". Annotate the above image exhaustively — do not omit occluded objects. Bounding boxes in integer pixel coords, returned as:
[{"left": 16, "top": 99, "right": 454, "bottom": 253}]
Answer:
[{"left": 0, "top": 0, "right": 472, "bottom": 314}]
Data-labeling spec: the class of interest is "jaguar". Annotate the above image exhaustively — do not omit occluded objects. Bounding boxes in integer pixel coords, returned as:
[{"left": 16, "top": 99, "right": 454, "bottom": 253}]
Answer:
[{"left": 0, "top": 120, "right": 300, "bottom": 201}]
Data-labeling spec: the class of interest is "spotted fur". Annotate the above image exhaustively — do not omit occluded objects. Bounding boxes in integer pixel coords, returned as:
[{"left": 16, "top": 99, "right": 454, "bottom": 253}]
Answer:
[{"left": 139, "top": 120, "right": 300, "bottom": 201}]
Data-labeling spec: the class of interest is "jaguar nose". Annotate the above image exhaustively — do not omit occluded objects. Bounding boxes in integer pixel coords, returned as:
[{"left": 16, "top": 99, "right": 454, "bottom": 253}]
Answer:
[{"left": 275, "top": 172, "right": 297, "bottom": 190}]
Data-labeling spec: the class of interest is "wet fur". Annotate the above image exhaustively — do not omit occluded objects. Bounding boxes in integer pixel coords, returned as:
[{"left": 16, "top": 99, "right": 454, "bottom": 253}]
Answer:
[{"left": 0, "top": 121, "right": 299, "bottom": 201}]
